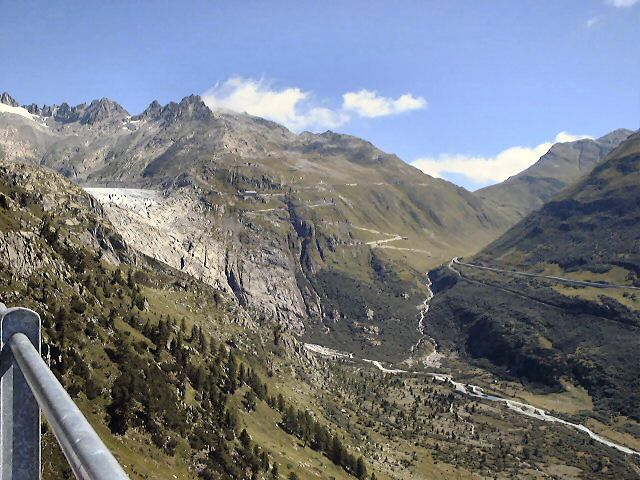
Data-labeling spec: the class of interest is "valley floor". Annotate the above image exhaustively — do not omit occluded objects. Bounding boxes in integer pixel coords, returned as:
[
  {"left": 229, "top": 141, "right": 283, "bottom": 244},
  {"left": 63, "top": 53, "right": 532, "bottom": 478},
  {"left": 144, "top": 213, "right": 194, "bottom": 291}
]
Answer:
[{"left": 303, "top": 266, "right": 640, "bottom": 479}]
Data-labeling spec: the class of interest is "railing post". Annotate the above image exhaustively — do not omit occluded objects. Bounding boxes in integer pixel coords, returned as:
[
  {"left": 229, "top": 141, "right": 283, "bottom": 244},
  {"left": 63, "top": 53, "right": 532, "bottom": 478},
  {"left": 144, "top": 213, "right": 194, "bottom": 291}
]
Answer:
[{"left": 0, "top": 303, "right": 41, "bottom": 480}]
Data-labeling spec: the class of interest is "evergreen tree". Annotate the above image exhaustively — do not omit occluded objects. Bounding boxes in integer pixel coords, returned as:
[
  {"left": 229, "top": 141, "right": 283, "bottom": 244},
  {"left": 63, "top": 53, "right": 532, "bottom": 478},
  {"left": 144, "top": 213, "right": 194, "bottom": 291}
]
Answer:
[
  {"left": 239, "top": 428, "right": 251, "bottom": 449},
  {"left": 330, "top": 436, "right": 344, "bottom": 466},
  {"left": 226, "top": 354, "right": 238, "bottom": 393},
  {"left": 243, "top": 389, "right": 257, "bottom": 412},
  {"left": 355, "top": 457, "right": 367, "bottom": 479}
]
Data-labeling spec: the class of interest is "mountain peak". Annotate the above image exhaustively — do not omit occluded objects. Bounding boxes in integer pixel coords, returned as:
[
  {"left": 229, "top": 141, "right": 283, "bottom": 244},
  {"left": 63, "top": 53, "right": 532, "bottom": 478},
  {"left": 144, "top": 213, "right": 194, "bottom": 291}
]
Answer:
[
  {"left": 0, "top": 92, "right": 19, "bottom": 107},
  {"left": 176, "top": 94, "right": 212, "bottom": 119},
  {"left": 596, "top": 128, "right": 634, "bottom": 147},
  {"left": 156, "top": 95, "right": 212, "bottom": 123},
  {"left": 138, "top": 100, "right": 163, "bottom": 119},
  {"left": 80, "top": 98, "right": 128, "bottom": 124},
  {"left": 179, "top": 94, "right": 204, "bottom": 105},
  {"left": 477, "top": 127, "right": 631, "bottom": 221},
  {"left": 53, "top": 102, "right": 81, "bottom": 123}
]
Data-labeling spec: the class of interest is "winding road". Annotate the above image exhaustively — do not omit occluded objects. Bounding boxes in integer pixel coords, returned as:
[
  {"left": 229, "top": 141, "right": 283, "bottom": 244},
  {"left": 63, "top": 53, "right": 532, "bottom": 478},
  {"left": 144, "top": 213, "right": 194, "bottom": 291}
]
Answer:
[
  {"left": 451, "top": 257, "right": 640, "bottom": 290},
  {"left": 352, "top": 225, "right": 403, "bottom": 247},
  {"left": 304, "top": 230, "right": 640, "bottom": 458}
]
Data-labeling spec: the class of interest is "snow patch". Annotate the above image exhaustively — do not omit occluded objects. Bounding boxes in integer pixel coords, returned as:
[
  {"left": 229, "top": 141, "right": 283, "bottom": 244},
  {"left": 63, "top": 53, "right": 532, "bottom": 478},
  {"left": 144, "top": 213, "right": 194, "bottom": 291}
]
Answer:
[{"left": 0, "top": 103, "right": 35, "bottom": 122}]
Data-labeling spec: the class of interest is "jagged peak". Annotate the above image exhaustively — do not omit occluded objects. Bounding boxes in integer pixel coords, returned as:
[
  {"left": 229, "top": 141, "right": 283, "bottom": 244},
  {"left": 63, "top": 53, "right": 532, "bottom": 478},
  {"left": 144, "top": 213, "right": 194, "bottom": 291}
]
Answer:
[
  {"left": 179, "top": 94, "right": 205, "bottom": 106},
  {"left": 176, "top": 94, "right": 212, "bottom": 118},
  {"left": 8, "top": 97, "right": 128, "bottom": 124},
  {"left": 0, "top": 92, "right": 19, "bottom": 107},
  {"left": 53, "top": 102, "right": 81, "bottom": 123},
  {"left": 23, "top": 103, "right": 41, "bottom": 114},
  {"left": 80, "top": 98, "right": 128, "bottom": 124},
  {"left": 142, "top": 94, "right": 212, "bottom": 123},
  {"left": 87, "top": 97, "right": 125, "bottom": 110},
  {"left": 143, "top": 100, "right": 162, "bottom": 116}
]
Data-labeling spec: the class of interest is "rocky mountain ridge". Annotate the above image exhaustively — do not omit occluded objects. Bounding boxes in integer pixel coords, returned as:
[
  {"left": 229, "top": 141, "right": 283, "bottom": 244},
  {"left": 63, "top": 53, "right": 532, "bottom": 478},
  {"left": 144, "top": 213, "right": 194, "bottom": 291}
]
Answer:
[
  {"left": 2, "top": 92, "right": 640, "bottom": 479},
  {"left": 0, "top": 91, "right": 512, "bottom": 359}
]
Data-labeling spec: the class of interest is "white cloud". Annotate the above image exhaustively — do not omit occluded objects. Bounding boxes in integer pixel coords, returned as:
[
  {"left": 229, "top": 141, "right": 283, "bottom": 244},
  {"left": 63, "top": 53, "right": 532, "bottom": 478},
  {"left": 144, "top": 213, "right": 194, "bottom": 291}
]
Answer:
[
  {"left": 202, "top": 77, "right": 426, "bottom": 131},
  {"left": 202, "top": 76, "right": 348, "bottom": 131},
  {"left": 342, "top": 89, "right": 427, "bottom": 118},
  {"left": 411, "top": 132, "right": 592, "bottom": 185},
  {"left": 554, "top": 132, "right": 591, "bottom": 143},
  {"left": 605, "top": 0, "right": 639, "bottom": 7},
  {"left": 586, "top": 16, "right": 599, "bottom": 28}
]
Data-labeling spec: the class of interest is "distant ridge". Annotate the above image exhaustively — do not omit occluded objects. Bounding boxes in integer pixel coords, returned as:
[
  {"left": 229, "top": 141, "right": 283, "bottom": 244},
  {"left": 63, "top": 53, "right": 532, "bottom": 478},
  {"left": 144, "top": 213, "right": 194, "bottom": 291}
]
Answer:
[{"left": 476, "top": 128, "right": 634, "bottom": 221}]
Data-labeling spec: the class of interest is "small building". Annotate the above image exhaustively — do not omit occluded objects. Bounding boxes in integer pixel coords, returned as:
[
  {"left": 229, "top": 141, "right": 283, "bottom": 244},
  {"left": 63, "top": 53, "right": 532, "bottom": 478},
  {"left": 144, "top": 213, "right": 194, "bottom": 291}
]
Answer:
[{"left": 238, "top": 190, "right": 258, "bottom": 200}]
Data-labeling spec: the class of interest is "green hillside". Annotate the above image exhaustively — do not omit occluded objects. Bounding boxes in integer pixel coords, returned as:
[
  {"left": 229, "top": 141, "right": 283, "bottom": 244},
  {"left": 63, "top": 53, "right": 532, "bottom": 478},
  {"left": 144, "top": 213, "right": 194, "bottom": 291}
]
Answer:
[{"left": 428, "top": 132, "right": 640, "bottom": 422}]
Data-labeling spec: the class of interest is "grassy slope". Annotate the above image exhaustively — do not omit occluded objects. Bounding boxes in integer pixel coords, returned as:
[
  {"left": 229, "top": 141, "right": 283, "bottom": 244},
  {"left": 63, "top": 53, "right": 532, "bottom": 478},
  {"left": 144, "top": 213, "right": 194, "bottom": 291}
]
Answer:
[
  {"left": 480, "top": 131, "right": 640, "bottom": 287},
  {"left": 425, "top": 134, "right": 640, "bottom": 438}
]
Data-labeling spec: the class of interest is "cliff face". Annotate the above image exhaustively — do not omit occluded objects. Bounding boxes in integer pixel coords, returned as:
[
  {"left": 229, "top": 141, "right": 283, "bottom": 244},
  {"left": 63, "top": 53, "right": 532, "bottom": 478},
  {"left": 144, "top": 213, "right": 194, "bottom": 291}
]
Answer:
[
  {"left": 84, "top": 187, "right": 309, "bottom": 332},
  {"left": 0, "top": 159, "right": 331, "bottom": 480}
]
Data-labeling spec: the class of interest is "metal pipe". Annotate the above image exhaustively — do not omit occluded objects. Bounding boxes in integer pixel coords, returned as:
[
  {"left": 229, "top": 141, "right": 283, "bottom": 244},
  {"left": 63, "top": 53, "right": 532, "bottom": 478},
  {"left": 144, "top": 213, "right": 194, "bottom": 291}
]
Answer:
[
  {"left": 1, "top": 305, "right": 41, "bottom": 479},
  {"left": 8, "top": 333, "right": 129, "bottom": 480}
]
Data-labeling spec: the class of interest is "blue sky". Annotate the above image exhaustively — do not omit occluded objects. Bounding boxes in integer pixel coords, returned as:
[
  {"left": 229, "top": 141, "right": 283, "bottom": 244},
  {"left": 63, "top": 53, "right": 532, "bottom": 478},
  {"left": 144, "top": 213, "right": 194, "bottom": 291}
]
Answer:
[{"left": 1, "top": 0, "right": 638, "bottom": 189}]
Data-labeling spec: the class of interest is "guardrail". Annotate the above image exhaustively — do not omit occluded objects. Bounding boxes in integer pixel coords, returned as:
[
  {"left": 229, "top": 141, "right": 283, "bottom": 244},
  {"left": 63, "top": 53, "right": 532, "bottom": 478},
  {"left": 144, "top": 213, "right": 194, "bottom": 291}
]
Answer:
[{"left": 0, "top": 304, "right": 129, "bottom": 480}]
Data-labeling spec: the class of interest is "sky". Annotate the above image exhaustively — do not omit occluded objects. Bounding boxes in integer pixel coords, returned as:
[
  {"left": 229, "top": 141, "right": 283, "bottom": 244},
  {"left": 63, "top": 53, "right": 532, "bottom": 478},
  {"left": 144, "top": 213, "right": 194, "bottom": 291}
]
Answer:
[{"left": 1, "top": 0, "right": 638, "bottom": 190}]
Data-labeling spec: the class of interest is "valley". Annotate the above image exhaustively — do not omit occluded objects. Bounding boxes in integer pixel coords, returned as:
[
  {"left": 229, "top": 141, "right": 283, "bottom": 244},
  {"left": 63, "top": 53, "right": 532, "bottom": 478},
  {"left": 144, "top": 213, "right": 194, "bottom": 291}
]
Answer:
[
  {"left": 0, "top": 91, "right": 638, "bottom": 479},
  {"left": 302, "top": 276, "right": 640, "bottom": 458},
  {"left": 3, "top": 2, "right": 640, "bottom": 478},
  {"left": 85, "top": 177, "right": 640, "bottom": 473}
]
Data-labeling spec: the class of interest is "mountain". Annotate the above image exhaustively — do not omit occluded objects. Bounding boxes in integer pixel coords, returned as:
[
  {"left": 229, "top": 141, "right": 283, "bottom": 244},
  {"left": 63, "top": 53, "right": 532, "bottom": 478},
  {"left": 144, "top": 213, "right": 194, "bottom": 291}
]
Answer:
[
  {"left": 0, "top": 92, "right": 19, "bottom": 107},
  {"left": 2, "top": 94, "right": 638, "bottom": 479},
  {"left": 3, "top": 161, "right": 638, "bottom": 480},
  {"left": 480, "top": 130, "right": 640, "bottom": 274},
  {"left": 476, "top": 129, "right": 633, "bottom": 222},
  {"left": 0, "top": 92, "right": 512, "bottom": 361},
  {"left": 428, "top": 131, "right": 640, "bottom": 420}
]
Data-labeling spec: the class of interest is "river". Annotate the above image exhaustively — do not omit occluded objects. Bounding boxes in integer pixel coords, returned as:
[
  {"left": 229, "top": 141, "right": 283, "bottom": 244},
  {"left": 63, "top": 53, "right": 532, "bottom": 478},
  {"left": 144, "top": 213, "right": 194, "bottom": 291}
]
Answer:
[{"left": 304, "top": 271, "right": 640, "bottom": 458}]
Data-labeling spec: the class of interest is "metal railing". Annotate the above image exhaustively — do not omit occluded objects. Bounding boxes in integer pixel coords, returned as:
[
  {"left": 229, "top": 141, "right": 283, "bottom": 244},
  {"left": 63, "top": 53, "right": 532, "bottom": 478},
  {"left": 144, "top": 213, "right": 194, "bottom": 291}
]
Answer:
[{"left": 0, "top": 304, "right": 129, "bottom": 480}]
